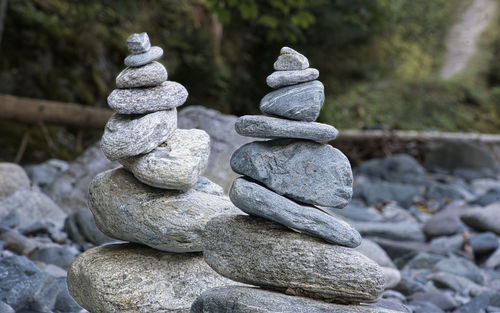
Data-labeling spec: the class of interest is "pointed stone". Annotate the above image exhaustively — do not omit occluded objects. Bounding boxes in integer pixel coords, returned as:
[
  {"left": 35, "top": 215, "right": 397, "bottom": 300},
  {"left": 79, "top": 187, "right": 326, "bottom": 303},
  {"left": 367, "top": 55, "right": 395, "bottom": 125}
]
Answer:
[
  {"left": 273, "top": 47, "right": 309, "bottom": 70},
  {"left": 126, "top": 32, "right": 151, "bottom": 54}
]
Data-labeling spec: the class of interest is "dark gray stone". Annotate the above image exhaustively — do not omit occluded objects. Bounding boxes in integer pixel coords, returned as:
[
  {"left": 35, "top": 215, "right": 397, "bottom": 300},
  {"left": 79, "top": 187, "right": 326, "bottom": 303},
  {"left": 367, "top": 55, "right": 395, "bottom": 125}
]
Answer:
[
  {"left": 426, "top": 182, "right": 472, "bottom": 202},
  {"left": 485, "top": 247, "right": 500, "bottom": 269},
  {"left": 403, "top": 252, "right": 444, "bottom": 270},
  {"left": 0, "top": 211, "right": 19, "bottom": 229},
  {"left": 354, "top": 154, "right": 426, "bottom": 184},
  {"left": 351, "top": 221, "right": 425, "bottom": 242},
  {"left": 273, "top": 47, "right": 309, "bottom": 70},
  {"left": 354, "top": 181, "right": 422, "bottom": 208},
  {"left": 24, "top": 159, "right": 69, "bottom": 189},
  {"left": 260, "top": 80, "right": 324, "bottom": 122},
  {"left": 423, "top": 204, "right": 470, "bottom": 237},
  {"left": 454, "top": 292, "right": 500, "bottom": 313},
  {"left": 73, "top": 209, "right": 115, "bottom": 245},
  {"left": 126, "top": 32, "right": 151, "bottom": 54},
  {"left": 426, "top": 272, "right": 489, "bottom": 297},
  {"left": 471, "top": 187, "right": 500, "bottom": 206},
  {"left": 124, "top": 46, "right": 163, "bottom": 67},
  {"left": 410, "top": 291, "right": 457, "bottom": 311},
  {"left": 235, "top": 115, "right": 338, "bottom": 141},
  {"left": 229, "top": 177, "right": 361, "bottom": 247},
  {"left": 461, "top": 204, "right": 500, "bottom": 235},
  {"left": 116, "top": 61, "right": 167, "bottom": 88},
  {"left": 393, "top": 274, "right": 427, "bottom": 296},
  {"left": 28, "top": 245, "right": 79, "bottom": 270},
  {"left": 266, "top": 68, "right": 319, "bottom": 88},
  {"left": 433, "top": 257, "right": 484, "bottom": 284},
  {"left": 321, "top": 200, "right": 382, "bottom": 222},
  {"left": 230, "top": 139, "right": 352, "bottom": 208},
  {"left": 408, "top": 300, "right": 444, "bottom": 313},
  {"left": 470, "top": 232, "right": 499, "bottom": 254},
  {"left": 53, "top": 277, "right": 83, "bottom": 313}
]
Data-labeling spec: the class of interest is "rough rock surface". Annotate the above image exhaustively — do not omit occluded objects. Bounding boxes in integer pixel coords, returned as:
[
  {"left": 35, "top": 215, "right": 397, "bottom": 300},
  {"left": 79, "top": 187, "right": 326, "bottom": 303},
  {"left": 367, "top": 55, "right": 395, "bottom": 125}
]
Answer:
[
  {"left": 273, "top": 47, "right": 309, "bottom": 70},
  {"left": 260, "top": 80, "right": 324, "bottom": 122},
  {"left": 235, "top": 115, "right": 338, "bottom": 141},
  {"left": 124, "top": 46, "right": 163, "bottom": 67},
  {"left": 126, "top": 32, "right": 150, "bottom": 54},
  {"left": 108, "top": 81, "right": 187, "bottom": 114},
  {"left": 230, "top": 139, "right": 353, "bottom": 208},
  {"left": 0, "top": 163, "right": 30, "bottom": 199},
  {"left": 116, "top": 61, "right": 167, "bottom": 88},
  {"left": 88, "top": 168, "right": 239, "bottom": 252},
  {"left": 229, "top": 177, "right": 361, "bottom": 247},
  {"left": 203, "top": 215, "right": 385, "bottom": 303},
  {"left": 68, "top": 243, "right": 234, "bottom": 313},
  {"left": 120, "top": 129, "right": 210, "bottom": 190},
  {"left": 101, "top": 110, "right": 177, "bottom": 160},
  {"left": 266, "top": 68, "right": 319, "bottom": 88},
  {"left": 191, "top": 286, "right": 402, "bottom": 313}
]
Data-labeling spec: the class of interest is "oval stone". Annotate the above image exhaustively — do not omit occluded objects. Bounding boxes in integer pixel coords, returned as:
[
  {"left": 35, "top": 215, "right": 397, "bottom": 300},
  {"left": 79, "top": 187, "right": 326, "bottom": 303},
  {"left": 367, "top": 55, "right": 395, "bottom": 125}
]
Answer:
[
  {"left": 116, "top": 61, "right": 167, "bottom": 88},
  {"left": 124, "top": 46, "right": 163, "bottom": 67},
  {"left": 230, "top": 139, "right": 353, "bottom": 208},
  {"left": 266, "top": 68, "right": 319, "bottom": 88},
  {"left": 203, "top": 215, "right": 385, "bottom": 303}
]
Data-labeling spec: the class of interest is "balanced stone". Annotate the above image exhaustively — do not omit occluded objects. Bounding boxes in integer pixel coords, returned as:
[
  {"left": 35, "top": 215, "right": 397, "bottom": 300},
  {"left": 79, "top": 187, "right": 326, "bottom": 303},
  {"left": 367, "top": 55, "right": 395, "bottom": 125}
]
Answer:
[
  {"left": 235, "top": 115, "right": 338, "bottom": 141},
  {"left": 266, "top": 68, "right": 319, "bottom": 88},
  {"left": 89, "top": 168, "right": 239, "bottom": 252},
  {"left": 68, "top": 243, "right": 234, "bottom": 313},
  {"left": 260, "top": 80, "right": 324, "bottom": 122},
  {"left": 116, "top": 61, "right": 168, "bottom": 88},
  {"left": 119, "top": 129, "right": 210, "bottom": 190},
  {"left": 203, "top": 215, "right": 385, "bottom": 303},
  {"left": 124, "top": 46, "right": 163, "bottom": 67},
  {"left": 101, "top": 110, "right": 177, "bottom": 160},
  {"left": 274, "top": 47, "right": 309, "bottom": 70},
  {"left": 108, "top": 81, "right": 188, "bottom": 114},
  {"left": 191, "top": 286, "right": 402, "bottom": 313},
  {"left": 229, "top": 177, "right": 361, "bottom": 247},
  {"left": 230, "top": 139, "right": 353, "bottom": 208},
  {"left": 126, "top": 32, "right": 151, "bottom": 54}
]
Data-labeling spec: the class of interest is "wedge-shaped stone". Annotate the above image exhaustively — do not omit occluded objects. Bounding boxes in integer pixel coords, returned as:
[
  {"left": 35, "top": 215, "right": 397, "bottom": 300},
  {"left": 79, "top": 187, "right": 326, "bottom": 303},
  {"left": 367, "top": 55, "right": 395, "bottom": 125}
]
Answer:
[
  {"left": 203, "top": 215, "right": 385, "bottom": 303},
  {"left": 235, "top": 115, "right": 338, "bottom": 141},
  {"left": 126, "top": 32, "right": 151, "bottom": 54},
  {"left": 68, "top": 243, "right": 234, "bottom": 313},
  {"left": 108, "top": 81, "right": 187, "bottom": 114},
  {"left": 229, "top": 177, "right": 361, "bottom": 247},
  {"left": 230, "top": 139, "right": 353, "bottom": 208},
  {"left": 260, "top": 80, "right": 324, "bottom": 122},
  {"left": 88, "top": 168, "right": 239, "bottom": 252},
  {"left": 124, "top": 46, "right": 163, "bottom": 67},
  {"left": 101, "top": 110, "right": 176, "bottom": 161},
  {"left": 266, "top": 68, "right": 319, "bottom": 88},
  {"left": 273, "top": 47, "right": 309, "bottom": 70},
  {"left": 116, "top": 61, "right": 167, "bottom": 88},
  {"left": 120, "top": 129, "right": 210, "bottom": 190}
]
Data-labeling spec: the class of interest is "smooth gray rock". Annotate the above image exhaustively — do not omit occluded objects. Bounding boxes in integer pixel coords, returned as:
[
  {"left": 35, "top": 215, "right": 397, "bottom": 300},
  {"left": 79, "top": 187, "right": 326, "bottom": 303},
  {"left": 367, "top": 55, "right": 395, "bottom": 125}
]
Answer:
[
  {"left": 351, "top": 221, "right": 425, "bottom": 242},
  {"left": 89, "top": 168, "right": 239, "bottom": 252},
  {"left": 433, "top": 257, "right": 484, "bottom": 284},
  {"left": 124, "top": 46, "right": 163, "bottom": 67},
  {"left": 461, "top": 203, "right": 500, "bottom": 235},
  {"left": 191, "top": 286, "right": 402, "bottom": 313},
  {"left": 470, "top": 232, "right": 499, "bottom": 254},
  {"left": 229, "top": 177, "right": 361, "bottom": 247},
  {"left": 120, "top": 129, "right": 210, "bottom": 190},
  {"left": 28, "top": 245, "right": 78, "bottom": 270},
  {"left": 354, "top": 181, "right": 422, "bottom": 208},
  {"left": 355, "top": 239, "right": 396, "bottom": 268},
  {"left": 354, "top": 154, "right": 427, "bottom": 184},
  {"left": 235, "top": 115, "right": 338, "bottom": 141},
  {"left": 203, "top": 215, "right": 385, "bottom": 303},
  {"left": 426, "top": 272, "right": 489, "bottom": 297},
  {"left": 485, "top": 247, "right": 500, "bottom": 269},
  {"left": 410, "top": 291, "right": 457, "bottom": 311},
  {"left": 453, "top": 292, "right": 500, "bottom": 313},
  {"left": 273, "top": 47, "right": 309, "bottom": 70},
  {"left": 0, "top": 163, "right": 30, "bottom": 200},
  {"left": 230, "top": 139, "right": 352, "bottom": 208},
  {"left": 126, "top": 32, "right": 151, "bottom": 54},
  {"left": 266, "top": 68, "right": 319, "bottom": 88},
  {"left": 108, "top": 81, "right": 187, "bottom": 114},
  {"left": 24, "top": 159, "right": 69, "bottom": 189},
  {"left": 260, "top": 80, "right": 324, "bottom": 122},
  {"left": 0, "top": 302, "right": 14, "bottom": 313},
  {"left": 116, "top": 61, "right": 167, "bottom": 88},
  {"left": 101, "top": 110, "right": 177, "bottom": 161},
  {"left": 66, "top": 209, "right": 116, "bottom": 245},
  {"left": 68, "top": 243, "right": 234, "bottom": 313},
  {"left": 382, "top": 267, "right": 401, "bottom": 289},
  {"left": 408, "top": 300, "right": 444, "bottom": 313},
  {"left": 423, "top": 204, "right": 470, "bottom": 237}
]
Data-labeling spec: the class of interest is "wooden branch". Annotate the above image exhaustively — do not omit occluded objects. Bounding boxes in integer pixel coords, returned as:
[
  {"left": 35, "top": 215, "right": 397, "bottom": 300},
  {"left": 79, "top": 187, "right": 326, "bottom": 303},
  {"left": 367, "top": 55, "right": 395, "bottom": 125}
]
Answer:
[{"left": 0, "top": 94, "right": 113, "bottom": 129}]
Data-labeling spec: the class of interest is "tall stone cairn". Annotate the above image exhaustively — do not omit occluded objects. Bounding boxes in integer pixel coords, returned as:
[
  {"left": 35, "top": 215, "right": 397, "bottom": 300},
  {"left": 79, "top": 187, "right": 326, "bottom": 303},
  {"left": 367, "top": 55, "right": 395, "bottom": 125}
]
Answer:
[
  {"left": 67, "top": 33, "right": 238, "bottom": 313},
  {"left": 191, "top": 47, "right": 395, "bottom": 312}
]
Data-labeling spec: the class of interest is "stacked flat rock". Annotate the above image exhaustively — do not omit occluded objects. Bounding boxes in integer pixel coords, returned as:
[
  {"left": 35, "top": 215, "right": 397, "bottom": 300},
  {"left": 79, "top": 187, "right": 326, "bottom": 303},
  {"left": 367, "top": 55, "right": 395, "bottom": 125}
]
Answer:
[
  {"left": 67, "top": 33, "right": 237, "bottom": 313},
  {"left": 191, "top": 47, "right": 389, "bottom": 313}
]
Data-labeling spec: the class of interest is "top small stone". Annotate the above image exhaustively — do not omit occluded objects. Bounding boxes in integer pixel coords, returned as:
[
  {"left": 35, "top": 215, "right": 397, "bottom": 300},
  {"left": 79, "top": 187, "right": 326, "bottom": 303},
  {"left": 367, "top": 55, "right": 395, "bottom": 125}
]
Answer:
[
  {"left": 127, "top": 32, "right": 151, "bottom": 54},
  {"left": 273, "top": 46, "right": 309, "bottom": 71}
]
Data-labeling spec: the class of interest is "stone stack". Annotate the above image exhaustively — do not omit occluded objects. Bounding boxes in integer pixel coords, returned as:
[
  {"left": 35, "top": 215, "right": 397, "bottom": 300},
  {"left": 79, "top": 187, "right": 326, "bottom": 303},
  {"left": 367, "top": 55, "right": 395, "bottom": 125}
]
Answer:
[
  {"left": 67, "top": 33, "right": 238, "bottom": 313},
  {"left": 192, "top": 47, "right": 393, "bottom": 312}
]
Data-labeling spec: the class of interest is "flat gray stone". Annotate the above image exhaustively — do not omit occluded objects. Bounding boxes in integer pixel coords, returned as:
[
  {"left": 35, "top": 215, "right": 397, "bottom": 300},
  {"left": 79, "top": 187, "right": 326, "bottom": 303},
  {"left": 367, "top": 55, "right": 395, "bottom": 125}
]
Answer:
[
  {"left": 191, "top": 286, "right": 402, "bottom": 313},
  {"left": 126, "top": 32, "right": 151, "bottom": 54},
  {"left": 116, "top": 61, "right": 167, "bottom": 88},
  {"left": 119, "top": 129, "right": 210, "bottom": 190},
  {"left": 0, "top": 163, "right": 30, "bottom": 200},
  {"left": 461, "top": 203, "right": 500, "bottom": 235},
  {"left": 68, "top": 243, "right": 234, "bottom": 313},
  {"left": 260, "top": 80, "right": 324, "bottom": 122},
  {"left": 101, "top": 110, "right": 177, "bottom": 160},
  {"left": 235, "top": 115, "right": 338, "bottom": 141},
  {"left": 203, "top": 215, "right": 385, "bottom": 303},
  {"left": 229, "top": 177, "right": 361, "bottom": 247},
  {"left": 266, "top": 68, "right": 319, "bottom": 88},
  {"left": 230, "top": 139, "right": 353, "bottom": 208},
  {"left": 124, "top": 46, "right": 163, "bottom": 67},
  {"left": 273, "top": 47, "right": 309, "bottom": 70},
  {"left": 89, "top": 168, "right": 239, "bottom": 252}
]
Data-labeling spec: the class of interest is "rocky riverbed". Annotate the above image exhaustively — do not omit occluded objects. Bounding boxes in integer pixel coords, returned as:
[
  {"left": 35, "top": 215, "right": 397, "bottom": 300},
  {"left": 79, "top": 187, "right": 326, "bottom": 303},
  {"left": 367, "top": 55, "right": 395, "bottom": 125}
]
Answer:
[{"left": 1, "top": 106, "right": 500, "bottom": 312}]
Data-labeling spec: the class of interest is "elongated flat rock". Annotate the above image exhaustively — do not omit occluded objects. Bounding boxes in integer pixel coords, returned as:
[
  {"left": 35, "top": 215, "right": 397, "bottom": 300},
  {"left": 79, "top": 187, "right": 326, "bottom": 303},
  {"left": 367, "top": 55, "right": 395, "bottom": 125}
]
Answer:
[
  {"left": 124, "top": 46, "right": 163, "bottom": 67},
  {"left": 273, "top": 47, "right": 309, "bottom": 70},
  {"left": 235, "top": 115, "right": 338, "bottom": 141},
  {"left": 120, "top": 129, "right": 210, "bottom": 190},
  {"left": 101, "top": 110, "right": 177, "bottom": 161},
  {"left": 191, "top": 286, "right": 402, "bottom": 313},
  {"left": 229, "top": 177, "right": 361, "bottom": 247},
  {"left": 230, "top": 139, "right": 353, "bottom": 208},
  {"left": 68, "top": 243, "right": 234, "bottom": 313},
  {"left": 108, "top": 81, "right": 187, "bottom": 114},
  {"left": 89, "top": 168, "right": 239, "bottom": 252},
  {"left": 116, "top": 61, "right": 167, "bottom": 88},
  {"left": 203, "top": 215, "right": 385, "bottom": 303},
  {"left": 260, "top": 80, "right": 324, "bottom": 122},
  {"left": 266, "top": 68, "right": 319, "bottom": 88}
]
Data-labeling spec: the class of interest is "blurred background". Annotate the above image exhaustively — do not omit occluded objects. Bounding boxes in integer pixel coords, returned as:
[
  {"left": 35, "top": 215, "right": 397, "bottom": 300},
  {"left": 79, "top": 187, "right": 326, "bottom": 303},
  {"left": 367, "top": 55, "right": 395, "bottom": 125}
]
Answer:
[{"left": 1, "top": 0, "right": 500, "bottom": 164}]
